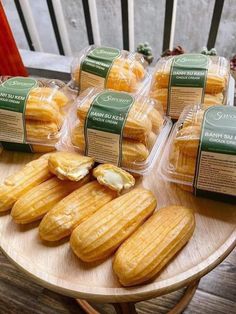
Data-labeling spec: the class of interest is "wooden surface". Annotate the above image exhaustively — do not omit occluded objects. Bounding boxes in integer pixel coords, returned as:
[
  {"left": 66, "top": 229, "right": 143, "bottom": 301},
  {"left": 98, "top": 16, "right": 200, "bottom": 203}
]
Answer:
[
  {"left": 0, "top": 248, "right": 235, "bottom": 313},
  {"left": 0, "top": 150, "right": 235, "bottom": 304}
]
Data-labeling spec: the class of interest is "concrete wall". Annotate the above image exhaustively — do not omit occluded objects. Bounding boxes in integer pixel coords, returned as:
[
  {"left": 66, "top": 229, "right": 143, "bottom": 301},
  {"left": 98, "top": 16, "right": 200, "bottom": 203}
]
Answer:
[{"left": 2, "top": 0, "right": 236, "bottom": 59}]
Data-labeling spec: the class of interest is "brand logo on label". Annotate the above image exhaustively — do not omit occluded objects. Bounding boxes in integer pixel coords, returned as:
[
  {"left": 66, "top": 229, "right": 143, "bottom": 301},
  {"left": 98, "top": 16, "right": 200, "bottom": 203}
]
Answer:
[
  {"left": 89, "top": 47, "right": 121, "bottom": 61},
  {"left": 214, "top": 111, "right": 236, "bottom": 121},
  {"left": 96, "top": 91, "right": 134, "bottom": 109},
  {"left": 2, "top": 77, "right": 38, "bottom": 90},
  {"left": 205, "top": 106, "right": 236, "bottom": 129},
  {"left": 174, "top": 54, "right": 208, "bottom": 68},
  {"left": 101, "top": 95, "right": 131, "bottom": 103}
]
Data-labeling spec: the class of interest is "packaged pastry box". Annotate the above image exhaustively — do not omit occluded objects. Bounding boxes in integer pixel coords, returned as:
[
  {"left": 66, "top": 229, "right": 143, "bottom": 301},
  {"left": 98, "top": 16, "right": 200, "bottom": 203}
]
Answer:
[
  {"left": 60, "top": 87, "right": 172, "bottom": 175},
  {"left": 150, "top": 54, "right": 231, "bottom": 120},
  {"left": 159, "top": 104, "right": 236, "bottom": 202},
  {"left": 70, "top": 45, "right": 150, "bottom": 95},
  {"left": 0, "top": 76, "right": 76, "bottom": 153}
]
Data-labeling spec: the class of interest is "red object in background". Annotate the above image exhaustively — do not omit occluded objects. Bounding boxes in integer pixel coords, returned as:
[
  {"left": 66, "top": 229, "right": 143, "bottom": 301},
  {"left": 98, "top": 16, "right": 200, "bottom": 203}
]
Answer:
[{"left": 0, "top": 2, "right": 28, "bottom": 76}]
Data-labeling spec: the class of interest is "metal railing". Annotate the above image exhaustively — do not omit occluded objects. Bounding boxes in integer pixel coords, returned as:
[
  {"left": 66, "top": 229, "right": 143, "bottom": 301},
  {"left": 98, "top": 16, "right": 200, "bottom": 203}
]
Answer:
[{"left": 12, "top": 0, "right": 225, "bottom": 55}]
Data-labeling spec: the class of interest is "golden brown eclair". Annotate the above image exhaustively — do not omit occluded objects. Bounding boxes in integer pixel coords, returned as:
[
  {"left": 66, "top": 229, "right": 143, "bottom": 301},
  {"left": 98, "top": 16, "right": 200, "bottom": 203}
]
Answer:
[
  {"left": 29, "top": 87, "right": 69, "bottom": 108},
  {"left": 39, "top": 181, "right": 117, "bottom": 241},
  {"left": 48, "top": 152, "right": 94, "bottom": 181},
  {"left": 70, "top": 188, "right": 157, "bottom": 262},
  {"left": 113, "top": 58, "right": 146, "bottom": 81},
  {"left": 31, "top": 145, "right": 56, "bottom": 153},
  {"left": 26, "top": 120, "right": 59, "bottom": 143},
  {"left": 11, "top": 175, "right": 90, "bottom": 224},
  {"left": 0, "top": 156, "right": 53, "bottom": 212},
  {"left": 26, "top": 95, "right": 63, "bottom": 127},
  {"left": 174, "top": 125, "right": 201, "bottom": 157},
  {"left": 73, "top": 56, "right": 146, "bottom": 93},
  {"left": 93, "top": 163, "right": 135, "bottom": 191},
  {"left": 113, "top": 205, "right": 195, "bottom": 286}
]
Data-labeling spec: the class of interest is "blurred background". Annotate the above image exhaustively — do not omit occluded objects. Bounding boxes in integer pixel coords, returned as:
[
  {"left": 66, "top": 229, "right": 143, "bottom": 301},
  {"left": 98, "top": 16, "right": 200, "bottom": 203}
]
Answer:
[{"left": 2, "top": 0, "right": 236, "bottom": 59}]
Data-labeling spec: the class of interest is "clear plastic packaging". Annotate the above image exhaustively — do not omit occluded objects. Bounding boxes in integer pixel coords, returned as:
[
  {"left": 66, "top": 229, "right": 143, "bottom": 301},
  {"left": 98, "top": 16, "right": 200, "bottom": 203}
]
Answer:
[
  {"left": 61, "top": 87, "right": 172, "bottom": 175},
  {"left": 150, "top": 55, "right": 230, "bottom": 118},
  {"left": 0, "top": 76, "right": 76, "bottom": 153},
  {"left": 71, "top": 45, "right": 149, "bottom": 94},
  {"left": 160, "top": 104, "right": 228, "bottom": 191}
]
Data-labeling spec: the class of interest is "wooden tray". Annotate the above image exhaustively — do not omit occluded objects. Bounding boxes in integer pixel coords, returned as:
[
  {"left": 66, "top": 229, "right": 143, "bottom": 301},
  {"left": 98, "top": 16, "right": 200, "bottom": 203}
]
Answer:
[{"left": 0, "top": 151, "right": 235, "bottom": 303}]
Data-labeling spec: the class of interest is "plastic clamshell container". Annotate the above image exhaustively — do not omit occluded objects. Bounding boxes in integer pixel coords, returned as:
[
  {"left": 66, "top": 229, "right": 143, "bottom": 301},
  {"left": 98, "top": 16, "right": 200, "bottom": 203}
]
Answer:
[
  {"left": 61, "top": 87, "right": 172, "bottom": 175},
  {"left": 150, "top": 55, "right": 230, "bottom": 115},
  {"left": 71, "top": 45, "right": 149, "bottom": 94},
  {"left": 227, "top": 75, "right": 235, "bottom": 106},
  {"left": 0, "top": 76, "right": 77, "bottom": 153},
  {"left": 159, "top": 104, "right": 211, "bottom": 188}
]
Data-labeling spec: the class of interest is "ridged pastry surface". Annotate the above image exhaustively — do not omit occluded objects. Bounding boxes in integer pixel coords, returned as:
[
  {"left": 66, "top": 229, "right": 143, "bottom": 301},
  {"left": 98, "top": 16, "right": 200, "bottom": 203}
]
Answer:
[
  {"left": 0, "top": 156, "right": 52, "bottom": 212},
  {"left": 70, "top": 188, "right": 157, "bottom": 262},
  {"left": 113, "top": 205, "right": 195, "bottom": 286},
  {"left": 11, "top": 175, "right": 90, "bottom": 224},
  {"left": 39, "top": 181, "right": 117, "bottom": 241}
]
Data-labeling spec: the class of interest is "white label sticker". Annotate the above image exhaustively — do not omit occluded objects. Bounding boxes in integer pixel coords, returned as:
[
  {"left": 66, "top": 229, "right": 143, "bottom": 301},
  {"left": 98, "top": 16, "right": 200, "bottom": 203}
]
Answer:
[
  {"left": 169, "top": 86, "right": 203, "bottom": 119},
  {"left": 196, "top": 151, "right": 236, "bottom": 196},
  {"left": 80, "top": 71, "right": 105, "bottom": 91},
  {"left": 0, "top": 109, "right": 24, "bottom": 142},
  {"left": 86, "top": 128, "right": 120, "bottom": 164}
]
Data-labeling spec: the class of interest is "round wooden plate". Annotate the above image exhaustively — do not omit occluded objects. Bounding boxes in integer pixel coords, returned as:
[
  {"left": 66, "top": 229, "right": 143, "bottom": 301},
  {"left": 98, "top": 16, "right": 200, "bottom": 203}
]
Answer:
[{"left": 0, "top": 151, "right": 235, "bottom": 303}]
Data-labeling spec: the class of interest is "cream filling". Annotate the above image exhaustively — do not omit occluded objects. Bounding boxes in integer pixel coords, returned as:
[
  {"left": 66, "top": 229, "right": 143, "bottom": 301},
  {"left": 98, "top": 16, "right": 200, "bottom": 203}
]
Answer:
[
  {"left": 56, "top": 166, "right": 89, "bottom": 181},
  {"left": 101, "top": 170, "right": 131, "bottom": 191}
]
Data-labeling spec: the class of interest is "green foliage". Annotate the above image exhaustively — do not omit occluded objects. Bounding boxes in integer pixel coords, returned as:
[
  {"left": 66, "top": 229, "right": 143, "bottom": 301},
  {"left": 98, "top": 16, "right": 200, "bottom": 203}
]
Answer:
[
  {"left": 201, "top": 47, "right": 217, "bottom": 56},
  {"left": 136, "top": 42, "right": 154, "bottom": 64}
]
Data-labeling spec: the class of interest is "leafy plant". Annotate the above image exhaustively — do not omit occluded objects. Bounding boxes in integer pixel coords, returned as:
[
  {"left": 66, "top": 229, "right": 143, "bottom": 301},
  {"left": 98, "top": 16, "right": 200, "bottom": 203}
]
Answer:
[{"left": 136, "top": 42, "right": 154, "bottom": 64}]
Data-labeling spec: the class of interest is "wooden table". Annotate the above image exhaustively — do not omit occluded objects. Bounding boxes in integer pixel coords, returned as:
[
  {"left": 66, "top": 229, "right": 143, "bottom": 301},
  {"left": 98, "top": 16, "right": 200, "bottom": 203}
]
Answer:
[
  {"left": 0, "top": 150, "right": 235, "bottom": 314},
  {"left": 0, "top": 52, "right": 235, "bottom": 312}
]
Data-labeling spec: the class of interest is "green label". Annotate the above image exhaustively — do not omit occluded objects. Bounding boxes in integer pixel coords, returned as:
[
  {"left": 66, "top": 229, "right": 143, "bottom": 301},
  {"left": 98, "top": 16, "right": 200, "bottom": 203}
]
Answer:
[
  {"left": 168, "top": 54, "right": 209, "bottom": 119},
  {"left": 1, "top": 142, "right": 33, "bottom": 153},
  {"left": 0, "top": 77, "right": 37, "bottom": 112},
  {"left": 194, "top": 106, "right": 236, "bottom": 202},
  {"left": 170, "top": 54, "right": 209, "bottom": 87},
  {"left": 0, "top": 77, "right": 37, "bottom": 144},
  {"left": 80, "top": 46, "right": 121, "bottom": 90},
  {"left": 84, "top": 90, "right": 134, "bottom": 165}
]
